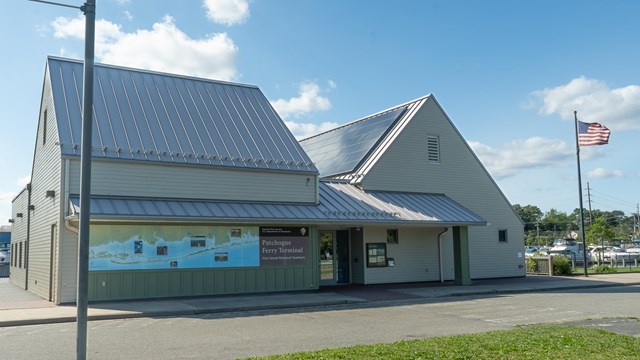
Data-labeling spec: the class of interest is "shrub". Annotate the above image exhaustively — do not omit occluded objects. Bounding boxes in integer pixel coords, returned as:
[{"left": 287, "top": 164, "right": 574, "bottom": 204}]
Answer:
[
  {"left": 593, "top": 264, "right": 617, "bottom": 273},
  {"left": 552, "top": 256, "right": 572, "bottom": 275}
]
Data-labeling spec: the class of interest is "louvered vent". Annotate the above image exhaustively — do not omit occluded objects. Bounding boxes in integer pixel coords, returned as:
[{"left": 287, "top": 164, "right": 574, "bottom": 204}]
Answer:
[{"left": 427, "top": 135, "right": 440, "bottom": 163}]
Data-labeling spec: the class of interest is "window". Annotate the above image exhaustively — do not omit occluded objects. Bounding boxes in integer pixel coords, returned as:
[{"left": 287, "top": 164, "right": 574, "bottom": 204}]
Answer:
[
  {"left": 386, "top": 229, "right": 398, "bottom": 244},
  {"left": 42, "top": 109, "right": 47, "bottom": 145},
  {"left": 499, "top": 229, "right": 508, "bottom": 243},
  {"left": 19, "top": 242, "right": 23, "bottom": 268},
  {"left": 366, "top": 243, "right": 387, "bottom": 267},
  {"left": 427, "top": 135, "right": 440, "bottom": 163}
]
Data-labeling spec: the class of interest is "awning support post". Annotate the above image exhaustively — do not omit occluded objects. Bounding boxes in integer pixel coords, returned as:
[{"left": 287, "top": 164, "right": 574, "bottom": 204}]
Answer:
[{"left": 453, "top": 226, "right": 472, "bottom": 286}]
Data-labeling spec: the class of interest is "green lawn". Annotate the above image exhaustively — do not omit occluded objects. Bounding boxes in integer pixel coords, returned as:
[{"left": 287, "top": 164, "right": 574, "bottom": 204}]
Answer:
[
  {"left": 249, "top": 325, "right": 640, "bottom": 359},
  {"left": 572, "top": 267, "right": 640, "bottom": 274}
]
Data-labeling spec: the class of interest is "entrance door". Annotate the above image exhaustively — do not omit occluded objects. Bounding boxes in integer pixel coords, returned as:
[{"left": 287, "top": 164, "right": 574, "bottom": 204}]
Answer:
[{"left": 319, "top": 230, "right": 350, "bottom": 285}]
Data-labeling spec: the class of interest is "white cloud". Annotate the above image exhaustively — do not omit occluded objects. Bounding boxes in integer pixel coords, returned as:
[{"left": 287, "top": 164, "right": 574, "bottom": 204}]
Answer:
[
  {"left": 270, "top": 81, "right": 333, "bottom": 120},
  {"left": 0, "top": 192, "right": 16, "bottom": 204},
  {"left": 530, "top": 76, "right": 640, "bottom": 131},
  {"left": 587, "top": 168, "right": 624, "bottom": 179},
  {"left": 285, "top": 121, "right": 340, "bottom": 140},
  {"left": 468, "top": 137, "right": 573, "bottom": 179},
  {"left": 51, "top": 15, "right": 238, "bottom": 81},
  {"left": 123, "top": 11, "right": 134, "bottom": 21},
  {"left": 16, "top": 176, "right": 30, "bottom": 187},
  {"left": 203, "top": 0, "right": 250, "bottom": 26}
]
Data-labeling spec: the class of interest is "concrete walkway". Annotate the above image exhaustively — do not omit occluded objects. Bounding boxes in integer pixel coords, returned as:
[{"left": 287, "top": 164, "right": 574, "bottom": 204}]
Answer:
[{"left": 2, "top": 273, "right": 640, "bottom": 327}]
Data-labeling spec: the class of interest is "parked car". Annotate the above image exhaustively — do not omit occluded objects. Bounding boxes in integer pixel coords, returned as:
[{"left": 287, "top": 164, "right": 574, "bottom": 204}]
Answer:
[
  {"left": 537, "top": 247, "right": 551, "bottom": 256},
  {"left": 524, "top": 247, "right": 539, "bottom": 259}
]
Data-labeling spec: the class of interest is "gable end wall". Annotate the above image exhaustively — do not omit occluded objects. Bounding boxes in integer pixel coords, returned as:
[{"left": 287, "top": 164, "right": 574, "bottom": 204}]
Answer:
[
  {"left": 24, "top": 69, "right": 64, "bottom": 300},
  {"left": 361, "top": 98, "right": 525, "bottom": 279}
]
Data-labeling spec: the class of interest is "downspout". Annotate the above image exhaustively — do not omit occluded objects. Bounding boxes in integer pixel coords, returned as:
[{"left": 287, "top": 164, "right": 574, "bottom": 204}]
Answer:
[
  {"left": 64, "top": 161, "right": 79, "bottom": 243},
  {"left": 65, "top": 218, "right": 79, "bottom": 235},
  {"left": 25, "top": 183, "right": 32, "bottom": 290},
  {"left": 437, "top": 227, "right": 449, "bottom": 283}
]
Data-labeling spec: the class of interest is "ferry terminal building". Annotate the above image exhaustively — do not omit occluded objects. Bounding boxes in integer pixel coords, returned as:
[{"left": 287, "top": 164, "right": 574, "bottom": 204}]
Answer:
[{"left": 10, "top": 57, "right": 524, "bottom": 303}]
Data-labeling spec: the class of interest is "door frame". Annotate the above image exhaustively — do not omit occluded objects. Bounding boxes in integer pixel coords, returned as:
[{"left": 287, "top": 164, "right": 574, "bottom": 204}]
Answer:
[{"left": 318, "top": 229, "right": 351, "bottom": 286}]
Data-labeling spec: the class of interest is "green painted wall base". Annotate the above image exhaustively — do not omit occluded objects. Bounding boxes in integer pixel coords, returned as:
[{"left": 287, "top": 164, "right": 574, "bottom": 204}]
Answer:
[
  {"left": 88, "top": 266, "right": 317, "bottom": 301},
  {"left": 453, "top": 226, "right": 472, "bottom": 286}
]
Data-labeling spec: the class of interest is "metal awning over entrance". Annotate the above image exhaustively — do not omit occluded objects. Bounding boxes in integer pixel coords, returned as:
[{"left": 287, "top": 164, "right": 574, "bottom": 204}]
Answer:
[{"left": 67, "top": 181, "right": 485, "bottom": 226}]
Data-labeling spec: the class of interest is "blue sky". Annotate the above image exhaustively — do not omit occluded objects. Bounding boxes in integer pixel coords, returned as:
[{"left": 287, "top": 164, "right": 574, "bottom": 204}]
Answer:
[{"left": 1, "top": 0, "right": 639, "bottom": 225}]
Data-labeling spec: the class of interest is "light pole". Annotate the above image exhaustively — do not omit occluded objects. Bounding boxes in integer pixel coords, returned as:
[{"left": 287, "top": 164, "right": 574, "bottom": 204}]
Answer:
[{"left": 29, "top": 1, "right": 95, "bottom": 359}]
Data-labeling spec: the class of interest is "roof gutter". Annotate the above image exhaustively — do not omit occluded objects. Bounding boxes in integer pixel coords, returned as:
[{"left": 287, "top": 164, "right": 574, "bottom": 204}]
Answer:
[{"left": 65, "top": 214, "right": 486, "bottom": 227}]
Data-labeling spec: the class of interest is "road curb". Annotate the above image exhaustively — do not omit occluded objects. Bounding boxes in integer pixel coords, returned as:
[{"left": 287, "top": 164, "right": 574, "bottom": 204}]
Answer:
[
  {"left": 0, "top": 299, "right": 356, "bottom": 328},
  {"left": 2, "top": 281, "right": 639, "bottom": 328}
]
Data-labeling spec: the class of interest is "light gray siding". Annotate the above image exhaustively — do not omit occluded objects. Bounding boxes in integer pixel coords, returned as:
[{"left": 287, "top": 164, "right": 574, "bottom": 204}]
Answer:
[
  {"left": 362, "top": 226, "right": 443, "bottom": 284},
  {"left": 440, "top": 231, "right": 455, "bottom": 280},
  {"left": 24, "top": 70, "right": 63, "bottom": 300},
  {"left": 66, "top": 159, "right": 317, "bottom": 204},
  {"left": 57, "top": 225, "right": 78, "bottom": 303},
  {"left": 10, "top": 189, "right": 29, "bottom": 287},
  {"left": 361, "top": 98, "right": 525, "bottom": 279}
]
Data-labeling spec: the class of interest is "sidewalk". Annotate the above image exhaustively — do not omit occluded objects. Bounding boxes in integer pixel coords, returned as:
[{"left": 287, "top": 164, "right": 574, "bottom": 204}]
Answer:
[{"left": 2, "top": 273, "right": 640, "bottom": 328}]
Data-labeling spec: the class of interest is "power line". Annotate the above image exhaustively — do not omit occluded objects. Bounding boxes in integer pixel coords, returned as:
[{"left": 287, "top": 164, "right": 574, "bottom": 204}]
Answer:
[{"left": 589, "top": 188, "right": 637, "bottom": 209}]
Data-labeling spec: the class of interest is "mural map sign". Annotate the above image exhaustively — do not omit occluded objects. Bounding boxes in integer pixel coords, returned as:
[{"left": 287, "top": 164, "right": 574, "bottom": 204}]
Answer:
[{"left": 88, "top": 224, "right": 310, "bottom": 271}]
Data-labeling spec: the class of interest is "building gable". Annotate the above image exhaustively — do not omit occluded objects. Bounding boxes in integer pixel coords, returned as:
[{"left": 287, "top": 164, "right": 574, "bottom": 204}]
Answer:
[{"left": 359, "top": 97, "right": 513, "bottom": 206}]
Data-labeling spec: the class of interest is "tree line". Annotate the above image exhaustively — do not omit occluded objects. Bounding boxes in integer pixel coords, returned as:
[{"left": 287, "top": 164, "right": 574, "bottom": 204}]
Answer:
[{"left": 513, "top": 204, "right": 639, "bottom": 247}]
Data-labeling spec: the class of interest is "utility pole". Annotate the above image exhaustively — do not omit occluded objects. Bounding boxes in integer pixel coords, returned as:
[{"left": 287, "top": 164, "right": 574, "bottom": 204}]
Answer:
[
  {"left": 77, "top": 2, "right": 95, "bottom": 360},
  {"left": 29, "top": 1, "right": 95, "bottom": 359},
  {"left": 586, "top": 182, "right": 593, "bottom": 226},
  {"left": 631, "top": 203, "right": 640, "bottom": 240}
]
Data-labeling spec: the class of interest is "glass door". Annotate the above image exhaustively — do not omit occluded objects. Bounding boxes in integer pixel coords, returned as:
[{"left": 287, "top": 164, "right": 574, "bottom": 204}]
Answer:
[
  {"left": 319, "top": 230, "right": 350, "bottom": 285},
  {"left": 319, "top": 231, "right": 336, "bottom": 285}
]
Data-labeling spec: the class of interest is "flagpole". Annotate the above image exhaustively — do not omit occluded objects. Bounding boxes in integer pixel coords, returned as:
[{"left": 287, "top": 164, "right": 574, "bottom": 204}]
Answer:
[{"left": 574, "top": 111, "right": 588, "bottom": 277}]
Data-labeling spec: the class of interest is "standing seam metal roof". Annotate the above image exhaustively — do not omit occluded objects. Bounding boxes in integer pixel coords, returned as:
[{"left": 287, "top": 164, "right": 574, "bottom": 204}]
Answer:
[
  {"left": 299, "top": 96, "right": 428, "bottom": 178},
  {"left": 68, "top": 181, "right": 485, "bottom": 226},
  {"left": 47, "top": 56, "right": 317, "bottom": 173}
]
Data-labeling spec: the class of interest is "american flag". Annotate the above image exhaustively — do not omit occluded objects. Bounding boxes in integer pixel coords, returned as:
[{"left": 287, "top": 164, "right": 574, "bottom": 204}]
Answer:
[{"left": 578, "top": 121, "right": 610, "bottom": 146}]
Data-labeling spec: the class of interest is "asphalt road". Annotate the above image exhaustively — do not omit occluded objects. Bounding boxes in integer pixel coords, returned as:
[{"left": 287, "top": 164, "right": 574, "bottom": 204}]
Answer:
[{"left": 2, "top": 285, "right": 640, "bottom": 359}]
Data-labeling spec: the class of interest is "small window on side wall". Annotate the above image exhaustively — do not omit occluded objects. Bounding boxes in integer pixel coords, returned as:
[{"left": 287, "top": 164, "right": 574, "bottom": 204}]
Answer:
[
  {"left": 498, "top": 229, "right": 508, "bottom": 243},
  {"left": 387, "top": 229, "right": 398, "bottom": 244}
]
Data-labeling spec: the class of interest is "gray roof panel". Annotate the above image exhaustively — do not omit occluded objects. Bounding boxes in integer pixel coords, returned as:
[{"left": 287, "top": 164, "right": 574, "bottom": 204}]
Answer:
[
  {"left": 47, "top": 56, "right": 316, "bottom": 173},
  {"left": 69, "top": 182, "right": 485, "bottom": 226},
  {"left": 299, "top": 106, "right": 406, "bottom": 177}
]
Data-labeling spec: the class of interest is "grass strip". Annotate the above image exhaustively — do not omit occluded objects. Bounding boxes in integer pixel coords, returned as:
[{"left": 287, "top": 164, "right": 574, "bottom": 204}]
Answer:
[{"left": 249, "top": 325, "right": 640, "bottom": 359}]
